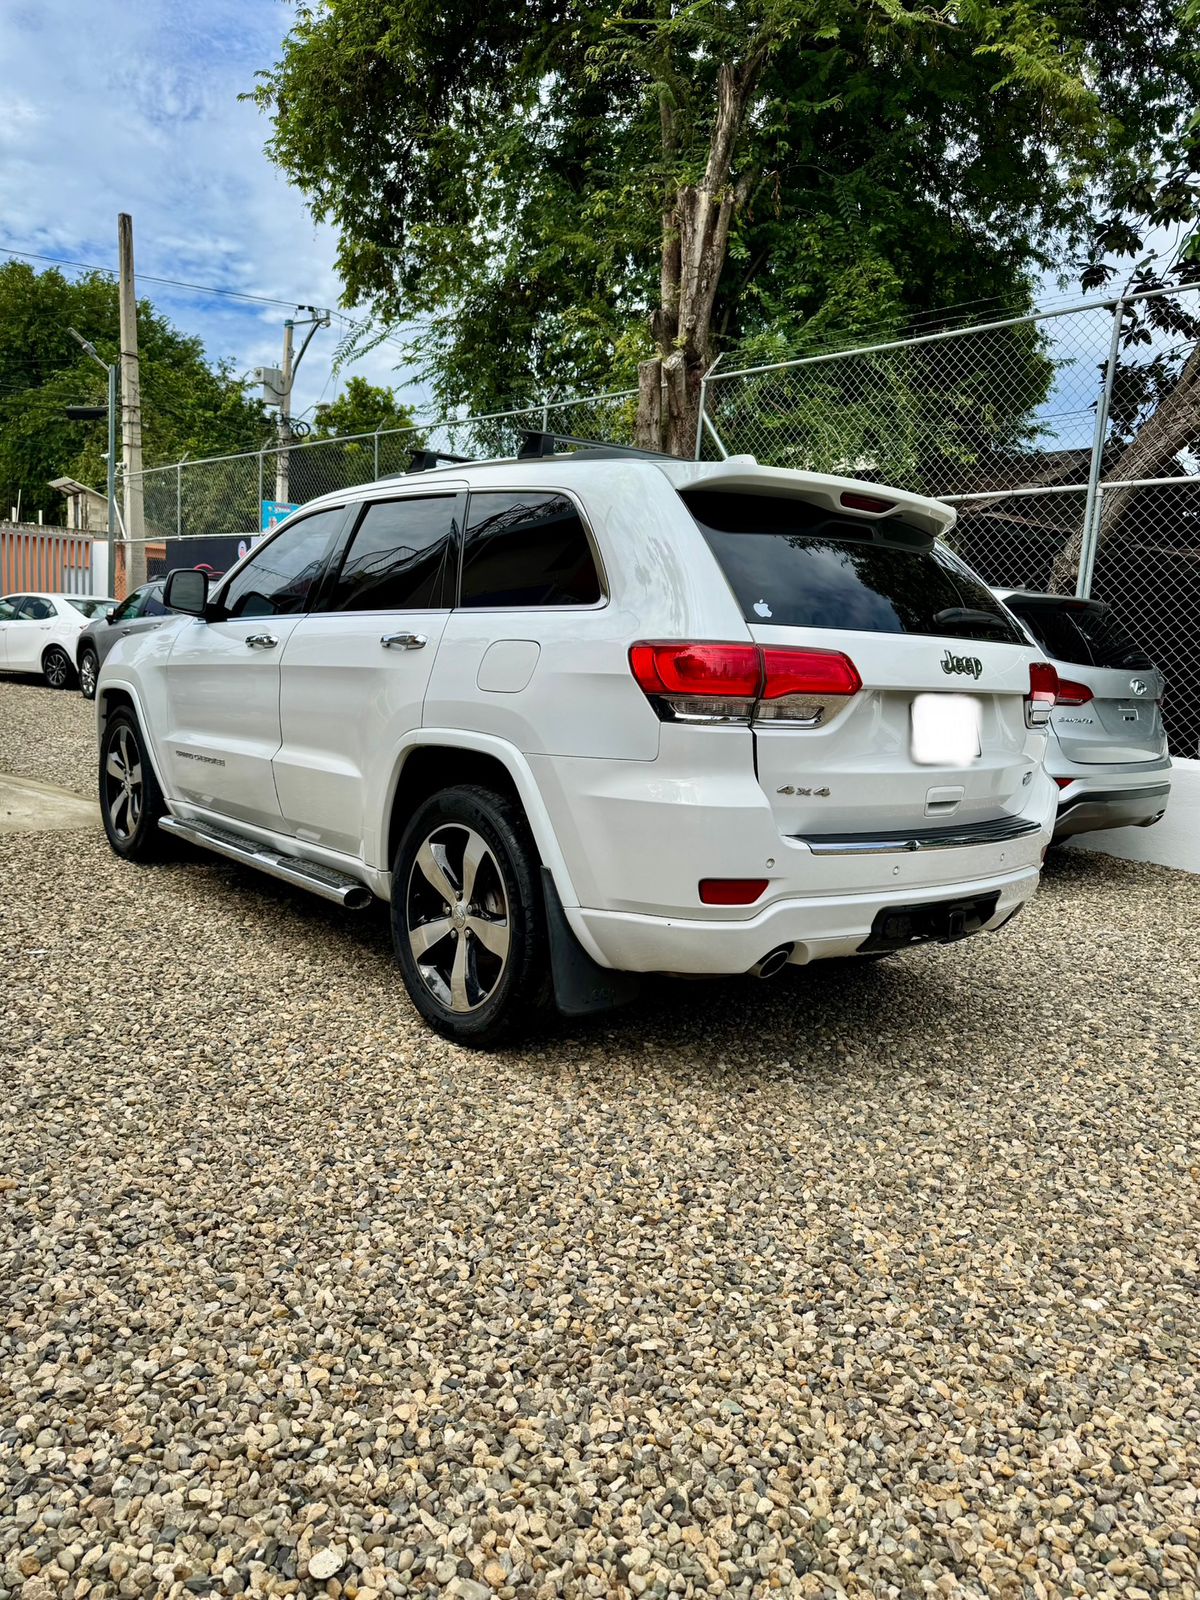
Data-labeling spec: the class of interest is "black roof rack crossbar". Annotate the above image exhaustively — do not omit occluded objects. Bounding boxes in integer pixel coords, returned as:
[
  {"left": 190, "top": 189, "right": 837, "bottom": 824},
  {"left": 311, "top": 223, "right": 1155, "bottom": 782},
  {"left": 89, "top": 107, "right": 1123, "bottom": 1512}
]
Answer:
[
  {"left": 408, "top": 448, "right": 474, "bottom": 472},
  {"left": 517, "top": 430, "right": 674, "bottom": 462}
]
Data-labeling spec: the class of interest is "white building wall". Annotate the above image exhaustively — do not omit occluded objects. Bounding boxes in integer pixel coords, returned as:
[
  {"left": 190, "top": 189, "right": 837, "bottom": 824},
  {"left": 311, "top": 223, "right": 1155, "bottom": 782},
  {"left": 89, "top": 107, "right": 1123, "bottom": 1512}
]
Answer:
[{"left": 1069, "top": 757, "right": 1200, "bottom": 874}]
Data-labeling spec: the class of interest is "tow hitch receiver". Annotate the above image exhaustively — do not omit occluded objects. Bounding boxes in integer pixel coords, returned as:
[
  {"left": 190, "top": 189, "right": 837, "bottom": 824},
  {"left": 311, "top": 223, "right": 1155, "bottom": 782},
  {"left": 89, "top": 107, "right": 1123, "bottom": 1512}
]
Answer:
[{"left": 860, "top": 892, "right": 1000, "bottom": 954}]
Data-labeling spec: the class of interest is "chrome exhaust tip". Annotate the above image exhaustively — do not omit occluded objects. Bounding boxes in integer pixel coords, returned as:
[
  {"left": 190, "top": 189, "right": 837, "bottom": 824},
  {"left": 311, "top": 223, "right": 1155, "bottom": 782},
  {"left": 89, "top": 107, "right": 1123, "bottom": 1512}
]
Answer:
[{"left": 749, "top": 944, "right": 793, "bottom": 980}]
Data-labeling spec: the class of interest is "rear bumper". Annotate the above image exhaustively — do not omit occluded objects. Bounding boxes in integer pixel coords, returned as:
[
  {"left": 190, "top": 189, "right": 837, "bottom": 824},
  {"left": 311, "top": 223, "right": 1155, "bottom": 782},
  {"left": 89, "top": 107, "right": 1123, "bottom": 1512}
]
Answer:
[
  {"left": 1054, "top": 780, "right": 1171, "bottom": 840},
  {"left": 568, "top": 862, "right": 1041, "bottom": 975}
]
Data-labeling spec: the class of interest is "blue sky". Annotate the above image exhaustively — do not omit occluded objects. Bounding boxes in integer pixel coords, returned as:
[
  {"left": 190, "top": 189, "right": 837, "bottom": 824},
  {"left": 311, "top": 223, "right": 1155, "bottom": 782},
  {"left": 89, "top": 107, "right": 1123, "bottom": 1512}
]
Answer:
[{"left": 0, "top": 0, "right": 423, "bottom": 421}]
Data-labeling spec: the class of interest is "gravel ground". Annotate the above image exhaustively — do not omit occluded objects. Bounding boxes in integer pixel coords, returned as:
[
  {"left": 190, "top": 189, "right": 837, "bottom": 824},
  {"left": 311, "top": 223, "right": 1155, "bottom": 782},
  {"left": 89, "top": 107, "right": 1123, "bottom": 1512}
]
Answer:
[
  {"left": 0, "top": 677, "right": 97, "bottom": 796},
  {"left": 2, "top": 677, "right": 1198, "bottom": 1600}
]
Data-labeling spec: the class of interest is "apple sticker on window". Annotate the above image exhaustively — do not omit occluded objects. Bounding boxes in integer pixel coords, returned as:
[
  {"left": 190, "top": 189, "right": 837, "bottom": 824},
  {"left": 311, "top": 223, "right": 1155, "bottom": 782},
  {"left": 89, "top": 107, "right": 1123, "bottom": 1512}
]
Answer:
[{"left": 753, "top": 599, "right": 772, "bottom": 618}]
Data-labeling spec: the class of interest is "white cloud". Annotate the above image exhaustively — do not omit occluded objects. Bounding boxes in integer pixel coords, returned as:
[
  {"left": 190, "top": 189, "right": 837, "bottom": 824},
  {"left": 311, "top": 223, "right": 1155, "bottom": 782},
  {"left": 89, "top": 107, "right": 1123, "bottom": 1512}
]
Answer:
[{"left": 0, "top": 0, "right": 433, "bottom": 427}]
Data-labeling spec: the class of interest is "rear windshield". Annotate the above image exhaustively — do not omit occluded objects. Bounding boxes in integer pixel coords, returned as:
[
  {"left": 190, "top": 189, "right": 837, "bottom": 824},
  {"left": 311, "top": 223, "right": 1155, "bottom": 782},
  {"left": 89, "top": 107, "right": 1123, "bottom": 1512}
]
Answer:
[
  {"left": 1003, "top": 597, "right": 1153, "bottom": 670},
  {"left": 685, "top": 490, "right": 1024, "bottom": 645},
  {"left": 67, "top": 596, "right": 113, "bottom": 618}
]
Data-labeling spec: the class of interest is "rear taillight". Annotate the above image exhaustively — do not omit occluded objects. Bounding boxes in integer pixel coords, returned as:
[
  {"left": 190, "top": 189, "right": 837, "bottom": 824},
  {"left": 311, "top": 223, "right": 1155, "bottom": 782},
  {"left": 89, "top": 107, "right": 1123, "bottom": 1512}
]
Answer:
[
  {"left": 757, "top": 647, "right": 862, "bottom": 725},
  {"left": 1026, "top": 662, "right": 1059, "bottom": 728},
  {"left": 629, "top": 642, "right": 860, "bottom": 727},
  {"left": 629, "top": 642, "right": 761, "bottom": 722},
  {"left": 1055, "top": 677, "right": 1093, "bottom": 706}
]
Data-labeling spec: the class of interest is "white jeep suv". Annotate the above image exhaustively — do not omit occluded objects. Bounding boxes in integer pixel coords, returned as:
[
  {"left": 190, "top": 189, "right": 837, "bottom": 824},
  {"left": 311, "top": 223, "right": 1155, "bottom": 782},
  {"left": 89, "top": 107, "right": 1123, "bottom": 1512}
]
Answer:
[{"left": 96, "top": 439, "right": 1059, "bottom": 1043}]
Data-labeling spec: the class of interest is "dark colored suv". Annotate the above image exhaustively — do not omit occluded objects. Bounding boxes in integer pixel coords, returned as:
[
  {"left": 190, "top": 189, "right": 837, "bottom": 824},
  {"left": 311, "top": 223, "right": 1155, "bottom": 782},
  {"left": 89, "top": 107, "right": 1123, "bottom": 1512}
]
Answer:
[{"left": 75, "top": 581, "right": 170, "bottom": 700}]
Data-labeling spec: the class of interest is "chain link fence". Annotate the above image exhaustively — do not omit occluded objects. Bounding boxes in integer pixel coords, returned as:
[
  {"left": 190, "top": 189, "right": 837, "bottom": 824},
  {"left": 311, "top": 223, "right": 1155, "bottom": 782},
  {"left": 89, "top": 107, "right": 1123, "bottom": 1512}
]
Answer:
[
  {"left": 120, "top": 287, "right": 1199, "bottom": 751},
  {"left": 703, "top": 285, "right": 1200, "bottom": 754}
]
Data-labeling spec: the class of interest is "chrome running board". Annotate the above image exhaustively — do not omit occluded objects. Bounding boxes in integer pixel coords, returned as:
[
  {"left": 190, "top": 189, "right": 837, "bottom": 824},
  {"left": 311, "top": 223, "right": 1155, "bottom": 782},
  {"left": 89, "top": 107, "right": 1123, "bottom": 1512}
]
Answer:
[
  {"left": 796, "top": 814, "right": 1041, "bottom": 856},
  {"left": 158, "top": 816, "right": 373, "bottom": 909}
]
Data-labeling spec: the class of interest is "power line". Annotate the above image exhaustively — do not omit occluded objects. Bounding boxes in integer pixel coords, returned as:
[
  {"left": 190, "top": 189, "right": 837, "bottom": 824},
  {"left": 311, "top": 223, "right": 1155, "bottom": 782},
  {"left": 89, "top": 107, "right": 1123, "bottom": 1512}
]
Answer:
[{"left": 0, "top": 245, "right": 304, "bottom": 310}]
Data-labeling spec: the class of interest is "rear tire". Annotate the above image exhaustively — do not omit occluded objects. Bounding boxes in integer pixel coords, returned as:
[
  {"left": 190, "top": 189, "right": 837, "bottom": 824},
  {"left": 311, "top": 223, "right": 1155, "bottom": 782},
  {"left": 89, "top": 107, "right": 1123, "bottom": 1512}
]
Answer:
[
  {"left": 78, "top": 647, "right": 99, "bottom": 700},
  {"left": 43, "top": 646, "right": 74, "bottom": 689},
  {"left": 99, "top": 709, "right": 167, "bottom": 861},
  {"left": 392, "top": 784, "right": 552, "bottom": 1046}
]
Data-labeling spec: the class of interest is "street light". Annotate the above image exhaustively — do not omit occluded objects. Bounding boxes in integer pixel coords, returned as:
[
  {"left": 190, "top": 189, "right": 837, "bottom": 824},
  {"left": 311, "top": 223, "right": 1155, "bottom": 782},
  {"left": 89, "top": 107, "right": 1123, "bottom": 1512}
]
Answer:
[{"left": 67, "top": 327, "right": 118, "bottom": 597}]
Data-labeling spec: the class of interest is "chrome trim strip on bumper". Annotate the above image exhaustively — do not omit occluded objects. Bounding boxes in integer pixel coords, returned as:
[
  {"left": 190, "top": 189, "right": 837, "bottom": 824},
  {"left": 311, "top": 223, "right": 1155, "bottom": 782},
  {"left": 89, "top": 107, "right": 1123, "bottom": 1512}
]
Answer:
[{"left": 794, "top": 814, "right": 1042, "bottom": 856}]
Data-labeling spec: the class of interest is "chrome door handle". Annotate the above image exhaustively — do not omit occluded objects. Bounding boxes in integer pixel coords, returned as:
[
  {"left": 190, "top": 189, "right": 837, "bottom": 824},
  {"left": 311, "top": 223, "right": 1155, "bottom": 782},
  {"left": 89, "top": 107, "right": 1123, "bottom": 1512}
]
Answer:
[
  {"left": 381, "top": 632, "right": 427, "bottom": 650},
  {"left": 245, "top": 633, "right": 278, "bottom": 649}
]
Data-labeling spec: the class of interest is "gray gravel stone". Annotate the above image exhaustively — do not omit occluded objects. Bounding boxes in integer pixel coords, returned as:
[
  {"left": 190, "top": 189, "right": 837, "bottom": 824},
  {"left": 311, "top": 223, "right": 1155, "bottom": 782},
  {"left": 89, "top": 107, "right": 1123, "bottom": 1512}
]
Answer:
[{"left": 2, "top": 677, "right": 1199, "bottom": 1600}]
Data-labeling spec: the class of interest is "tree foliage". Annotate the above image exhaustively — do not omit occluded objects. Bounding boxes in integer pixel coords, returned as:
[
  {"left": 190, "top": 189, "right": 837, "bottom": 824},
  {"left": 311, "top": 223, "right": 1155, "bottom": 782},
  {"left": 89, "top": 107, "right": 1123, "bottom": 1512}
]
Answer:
[
  {"left": 311, "top": 374, "right": 418, "bottom": 438},
  {"left": 255, "top": 0, "right": 1200, "bottom": 452},
  {"left": 0, "top": 262, "right": 269, "bottom": 523}
]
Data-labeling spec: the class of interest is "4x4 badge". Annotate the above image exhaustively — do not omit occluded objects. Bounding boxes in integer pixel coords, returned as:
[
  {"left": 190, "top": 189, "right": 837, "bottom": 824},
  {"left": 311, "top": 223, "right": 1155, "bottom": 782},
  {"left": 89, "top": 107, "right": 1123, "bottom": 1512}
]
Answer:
[{"left": 941, "top": 650, "right": 983, "bottom": 679}]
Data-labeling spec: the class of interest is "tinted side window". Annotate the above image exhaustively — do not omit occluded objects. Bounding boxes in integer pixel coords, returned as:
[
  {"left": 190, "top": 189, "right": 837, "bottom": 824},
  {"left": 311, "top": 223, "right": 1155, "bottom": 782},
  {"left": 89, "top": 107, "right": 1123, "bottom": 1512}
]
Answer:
[
  {"left": 221, "top": 509, "right": 343, "bottom": 619},
  {"left": 111, "top": 587, "right": 148, "bottom": 623},
  {"left": 460, "top": 491, "right": 600, "bottom": 608},
  {"left": 685, "top": 490, "right": 1024, "bottom": 645},
  {"left": 142, "top": 586, "right": 170, "bottom": 618},
  {"left": 322, "top": 496, "right": 459, "bottom": 612},
  {"left": 0, "top": 599, "right": 17, "bottom": 620},
  {"left": 18, "top": 597, "right": 55, "bottom": 620}
]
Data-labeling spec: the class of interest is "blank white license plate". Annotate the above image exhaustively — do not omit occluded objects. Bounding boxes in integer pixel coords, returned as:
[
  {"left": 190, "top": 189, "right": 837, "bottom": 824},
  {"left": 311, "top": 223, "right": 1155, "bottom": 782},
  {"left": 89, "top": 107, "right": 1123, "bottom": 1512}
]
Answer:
[{"left": 911, "top": 693, "right": 982, "bottom": 766}]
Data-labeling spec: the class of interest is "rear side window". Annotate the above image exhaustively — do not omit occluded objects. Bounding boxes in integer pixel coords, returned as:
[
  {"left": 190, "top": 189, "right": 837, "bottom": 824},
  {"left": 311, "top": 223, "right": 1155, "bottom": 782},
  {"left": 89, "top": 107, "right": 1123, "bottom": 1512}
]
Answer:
[
  {"left": 143, "top": 586, "right": 170, "bottom": 618},
  {"left": 685, "top": 490, "right": 1024, "bottom": 645},
  {"left": 460, "top": 491, "right": 601, "bottom": 608},
  {"left": 1005, "top": 597, "right": 1153, "bottom": 670},
  {"left": 322, "top": 496, "right": 459, "bottom": 612}
]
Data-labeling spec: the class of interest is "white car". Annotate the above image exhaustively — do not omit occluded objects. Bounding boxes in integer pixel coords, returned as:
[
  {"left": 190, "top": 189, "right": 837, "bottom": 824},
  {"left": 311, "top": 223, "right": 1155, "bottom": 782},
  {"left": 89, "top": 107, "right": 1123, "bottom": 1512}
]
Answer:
[
  {"left": 0, "top": 591, "right": 115, "bottom": 688},
  {"left": 94, "top": 439, "right": 1059, "bottom": 1044}
]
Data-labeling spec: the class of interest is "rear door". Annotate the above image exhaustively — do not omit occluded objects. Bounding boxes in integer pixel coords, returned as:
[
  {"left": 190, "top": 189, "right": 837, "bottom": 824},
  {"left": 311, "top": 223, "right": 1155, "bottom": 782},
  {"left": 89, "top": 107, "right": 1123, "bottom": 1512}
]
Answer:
[
  {"left": 1003, "top": 596, "right": 1167, "bottom": 764},
  {"left": 684, "top": 489, "right": 1041, "bottom": 837},
  {"left": 8, "top": 595, "right": 57, "bottom": 672},
  {"left": 0, "top": 596, "right": 19, "bottom": 666}
]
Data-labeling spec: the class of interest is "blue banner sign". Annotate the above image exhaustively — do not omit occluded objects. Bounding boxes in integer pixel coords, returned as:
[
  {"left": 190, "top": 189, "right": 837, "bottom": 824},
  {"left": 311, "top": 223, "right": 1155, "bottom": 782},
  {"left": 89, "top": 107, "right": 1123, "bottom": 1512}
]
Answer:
[{"left": 261, "top": 499, "right": 299, "bottom": 531}]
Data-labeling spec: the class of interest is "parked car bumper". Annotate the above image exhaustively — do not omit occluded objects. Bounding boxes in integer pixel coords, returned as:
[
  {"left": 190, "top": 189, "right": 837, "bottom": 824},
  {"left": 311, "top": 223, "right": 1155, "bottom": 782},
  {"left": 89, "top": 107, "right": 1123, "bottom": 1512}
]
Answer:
[
  {"left": 568, "top": 861, "right": 1041, "bottom": 974},
  {"left": 1049, "top": 756, "right": 1172, "bottom": 840},
  {"left": 537, "top": 742, "right": 1056, "bottom": 975},
  {"left": 1054, "top": 779, "right": 1172, "bottom": 839}
]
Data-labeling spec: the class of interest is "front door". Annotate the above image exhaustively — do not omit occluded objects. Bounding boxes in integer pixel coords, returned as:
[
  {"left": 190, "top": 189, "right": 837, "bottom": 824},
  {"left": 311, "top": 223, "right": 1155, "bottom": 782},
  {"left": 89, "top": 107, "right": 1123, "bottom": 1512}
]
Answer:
[
  {"left": 7, "top": 595, "right": 57, "bottom": 672},
  {"left": 273, "top": 491, "right": 464, "bottom": 858},
  {"left": 161, "top": 506, "right": 347, "bottom": 832},
  {"left": 0, "top": 596, "right": 19, "bottom": 667}
]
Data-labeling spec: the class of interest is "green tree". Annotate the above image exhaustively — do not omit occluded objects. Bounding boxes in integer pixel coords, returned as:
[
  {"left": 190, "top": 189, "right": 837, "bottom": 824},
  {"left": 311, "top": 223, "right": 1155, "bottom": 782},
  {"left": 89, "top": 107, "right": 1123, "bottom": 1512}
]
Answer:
[
  {"left": 0, "top": 262, "right": 269, "bottom": 523},
  {"left": 311, "top": 374, "right": 417, "bottom": 438},
  {"left": 255, "top": 0, "right": 1199, "bottom": 455}
]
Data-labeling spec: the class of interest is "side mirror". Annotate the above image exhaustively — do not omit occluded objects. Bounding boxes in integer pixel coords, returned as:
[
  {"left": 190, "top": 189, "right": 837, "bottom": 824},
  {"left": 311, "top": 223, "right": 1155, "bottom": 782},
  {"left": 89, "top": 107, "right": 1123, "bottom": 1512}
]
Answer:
[
  {"left": 164, "top": 567, "right": 209, "bottom": 618},
  {"left": 105, "top": 608, "right": 116, "bottom": 624}
]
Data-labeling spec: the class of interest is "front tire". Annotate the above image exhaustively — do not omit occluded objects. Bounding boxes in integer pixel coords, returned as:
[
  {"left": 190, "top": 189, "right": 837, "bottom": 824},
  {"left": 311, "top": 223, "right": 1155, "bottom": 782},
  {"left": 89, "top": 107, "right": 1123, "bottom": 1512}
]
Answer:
[
  {"left": 99, "top": 710, "right": 167, "bottom": 860},
  {"left": 78, "top": 647, "right": 99, "bottom": 700},
  {"left": 392, "top": 784, "right": 552, "bottom": 1046},
  {"left": 43, "top": 646, "right": 74, "bottom": 689}
]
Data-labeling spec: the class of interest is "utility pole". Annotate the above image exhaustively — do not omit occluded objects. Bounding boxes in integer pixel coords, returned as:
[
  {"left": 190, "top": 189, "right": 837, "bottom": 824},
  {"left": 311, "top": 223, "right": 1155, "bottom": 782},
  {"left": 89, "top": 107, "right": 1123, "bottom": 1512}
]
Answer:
[
  {"left": 275, "top": 318, "right": 294, "bottom": 504},
  {"left": 118, "top": 213, "right": 146, "bottom": 589},
  {"left": 67, "top": 329, "right": 117, "bottom": 597},
  {"left": 267, "top": 306, "right": 329, "bottom": 513}
]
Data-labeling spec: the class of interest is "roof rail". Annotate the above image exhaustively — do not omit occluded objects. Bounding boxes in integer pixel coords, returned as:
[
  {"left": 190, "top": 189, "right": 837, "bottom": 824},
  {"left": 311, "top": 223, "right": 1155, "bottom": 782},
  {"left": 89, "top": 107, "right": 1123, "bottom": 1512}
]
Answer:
[
  {"left": 407, "top": 448, "right": 474, "bottom": 472},
  {"left": 517, "top": 430, "right": 674, "bottom": 462}
]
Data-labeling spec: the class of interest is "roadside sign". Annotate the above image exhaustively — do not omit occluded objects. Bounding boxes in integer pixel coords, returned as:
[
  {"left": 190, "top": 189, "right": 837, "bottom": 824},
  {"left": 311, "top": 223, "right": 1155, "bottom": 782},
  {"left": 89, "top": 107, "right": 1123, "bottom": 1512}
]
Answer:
[{"left": 261, "top": 499, "right": 298, "bottom": 531}]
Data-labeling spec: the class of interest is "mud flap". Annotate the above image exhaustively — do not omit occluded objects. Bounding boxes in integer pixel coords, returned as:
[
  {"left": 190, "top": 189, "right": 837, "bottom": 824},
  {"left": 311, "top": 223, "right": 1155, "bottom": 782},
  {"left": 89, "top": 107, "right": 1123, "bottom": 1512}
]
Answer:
[{"left": 541, "top": 868, "right": 642, "bottom": 1017}]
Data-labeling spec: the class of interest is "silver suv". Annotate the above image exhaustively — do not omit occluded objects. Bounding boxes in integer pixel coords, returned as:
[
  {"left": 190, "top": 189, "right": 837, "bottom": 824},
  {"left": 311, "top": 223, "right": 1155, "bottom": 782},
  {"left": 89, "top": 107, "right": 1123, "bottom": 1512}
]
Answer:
[{"left": 995, "top": 591, "right": 1171, "bottom": 840}]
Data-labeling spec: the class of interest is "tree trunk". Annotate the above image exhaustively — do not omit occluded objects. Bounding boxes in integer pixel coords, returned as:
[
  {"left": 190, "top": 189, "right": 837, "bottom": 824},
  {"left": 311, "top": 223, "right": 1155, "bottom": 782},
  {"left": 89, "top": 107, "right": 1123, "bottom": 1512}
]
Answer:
[
  {"left": 635, "top": 57, "right": 763, "bottom": 456},
  {"left": 1050, "top": 342, "right": 1200, "bottom": 592}
]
